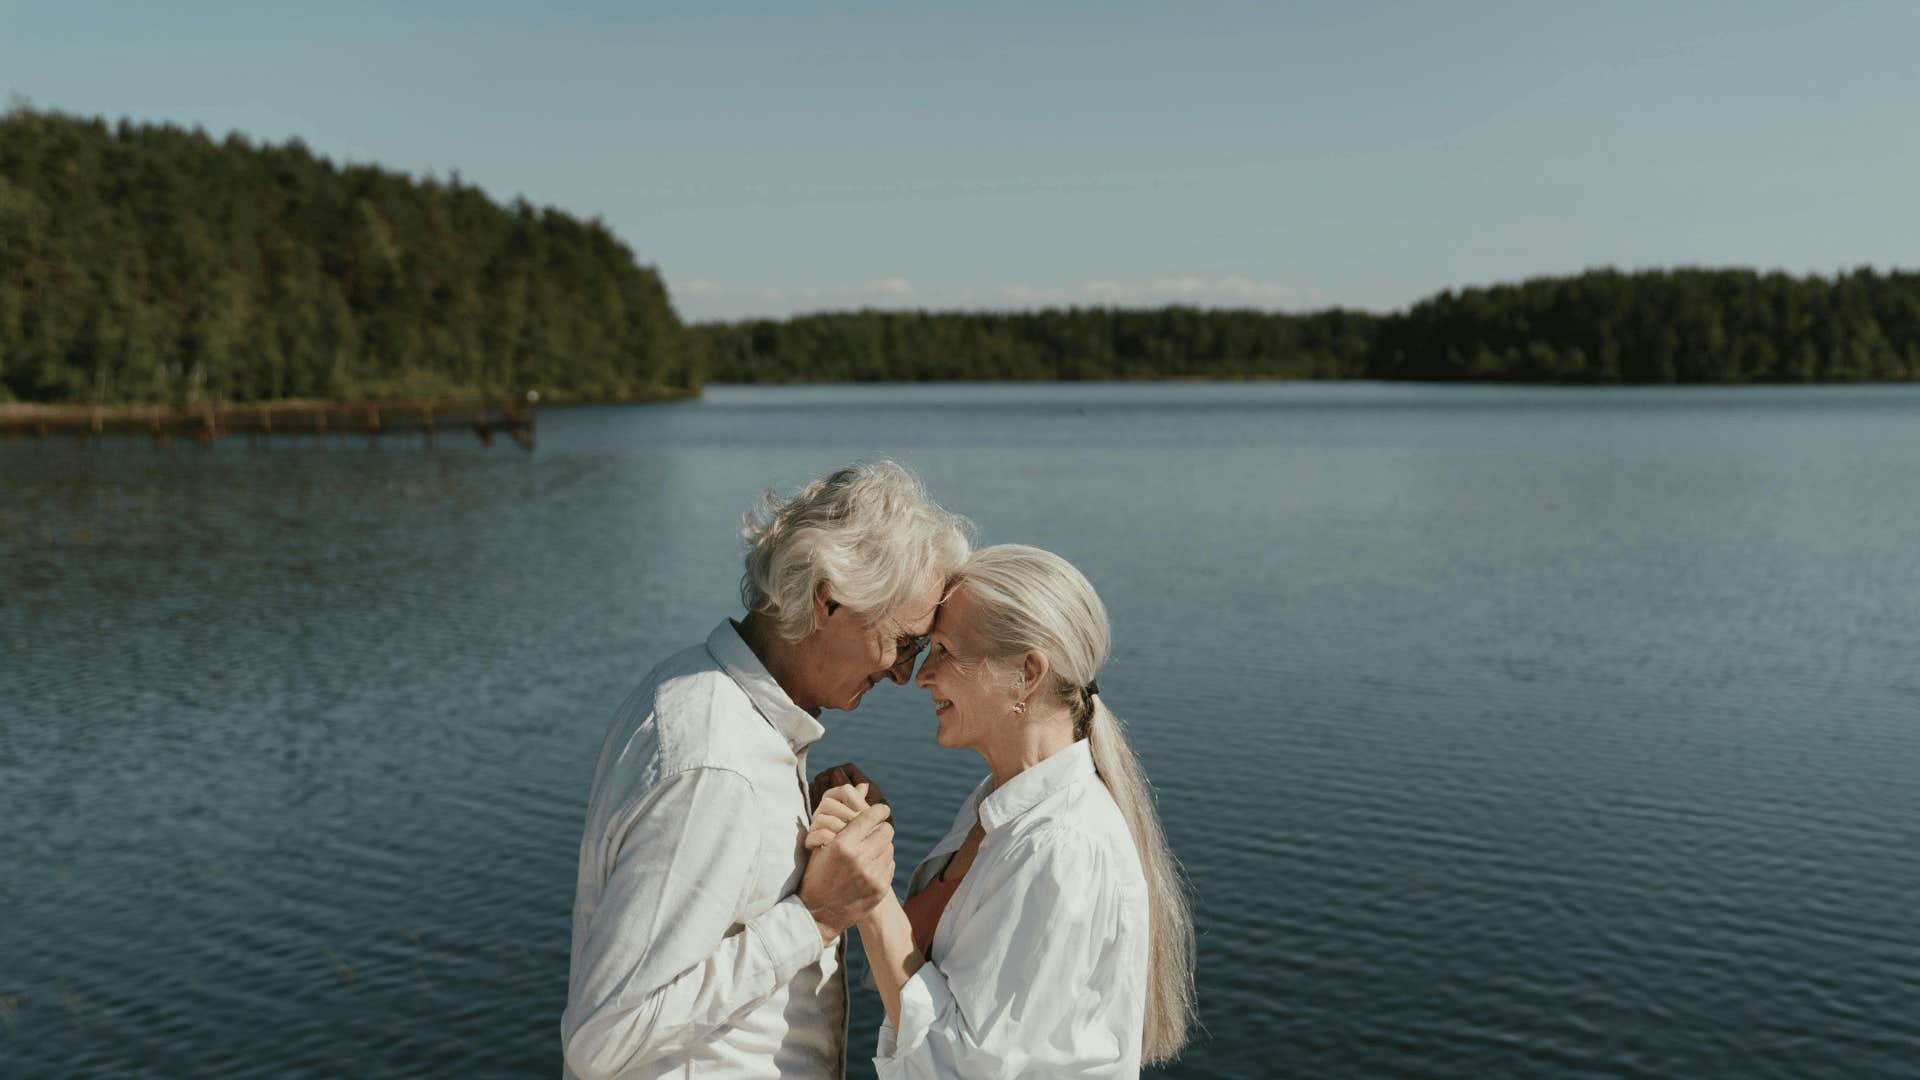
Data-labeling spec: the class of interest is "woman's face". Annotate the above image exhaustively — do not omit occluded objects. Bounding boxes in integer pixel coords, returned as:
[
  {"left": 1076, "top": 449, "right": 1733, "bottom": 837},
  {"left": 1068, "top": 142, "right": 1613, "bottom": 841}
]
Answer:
[{"left": 914, "top": 585, "right": 1017, "bottom": 751}]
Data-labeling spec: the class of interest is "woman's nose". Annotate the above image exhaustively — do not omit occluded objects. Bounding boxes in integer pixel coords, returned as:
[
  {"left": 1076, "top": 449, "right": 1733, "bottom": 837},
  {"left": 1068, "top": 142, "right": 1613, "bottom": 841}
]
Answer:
[{"left": 914, "top": 656, "right": 936, "bottom": 688}]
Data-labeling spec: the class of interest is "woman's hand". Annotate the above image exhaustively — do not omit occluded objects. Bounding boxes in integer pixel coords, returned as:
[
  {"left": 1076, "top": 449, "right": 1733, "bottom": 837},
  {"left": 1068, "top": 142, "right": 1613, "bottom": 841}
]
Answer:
[
  {"left": 810, "top": 762, "right": 888, "bottom": 812},
  {"left": 806, "top": 782, "right": 872, "bottom": 851},
  {"left": 809, "top": 780, "right": 924, "bottom": 1030}
]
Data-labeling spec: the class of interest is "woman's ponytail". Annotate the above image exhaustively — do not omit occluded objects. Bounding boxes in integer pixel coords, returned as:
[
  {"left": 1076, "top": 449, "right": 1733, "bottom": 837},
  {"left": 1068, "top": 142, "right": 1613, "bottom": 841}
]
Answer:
[{"left": 1086, "top": 694, "right": 1196, "bottom": 1065}]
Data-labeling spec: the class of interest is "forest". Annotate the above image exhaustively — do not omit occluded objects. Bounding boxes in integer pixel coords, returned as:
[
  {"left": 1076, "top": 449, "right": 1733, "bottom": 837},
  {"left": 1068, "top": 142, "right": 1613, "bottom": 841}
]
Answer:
[
  {"left": 0, "top": 107, "right": 693, "bottom": 404},
  {"left": 4, "top": 107, "right": 1918, "bottom": 403},
  {"left": 695, "top": 269, "right": 1920, "bottom": 385}
]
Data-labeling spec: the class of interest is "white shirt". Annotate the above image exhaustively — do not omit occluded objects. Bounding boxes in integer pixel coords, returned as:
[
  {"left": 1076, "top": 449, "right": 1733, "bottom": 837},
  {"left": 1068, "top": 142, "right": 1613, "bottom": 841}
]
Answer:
[
  {"left": 875, "top": 739, "right": 1151, "bottom": 1079},
  {"left": 563, "top": 621, "right": 847, "bottom": 1080}
]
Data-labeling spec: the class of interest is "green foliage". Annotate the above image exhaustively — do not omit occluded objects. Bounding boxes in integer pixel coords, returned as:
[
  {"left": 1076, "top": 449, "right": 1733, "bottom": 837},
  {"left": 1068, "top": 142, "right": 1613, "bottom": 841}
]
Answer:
[
  {"left": 694, "top": 269, "right": 1920, "bottom": 384},
  {"left": 5, "top": 106, "right": 1914, "bottom": 396},
  {"left": 1372, "top": 267, "right": 1920, "bottom": 383},
  {"left": 692, "top": 306, "right": 1377, "bottom": 383},
  {"left": 0, "top": 108, "right": 692, "bottom": 404}
]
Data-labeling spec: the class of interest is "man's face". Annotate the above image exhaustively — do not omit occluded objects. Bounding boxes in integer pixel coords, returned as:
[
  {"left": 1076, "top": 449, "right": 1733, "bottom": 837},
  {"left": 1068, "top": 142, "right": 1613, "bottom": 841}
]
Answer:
[{"left": 806, "top": 571, "right": 944, "bottom": 713}]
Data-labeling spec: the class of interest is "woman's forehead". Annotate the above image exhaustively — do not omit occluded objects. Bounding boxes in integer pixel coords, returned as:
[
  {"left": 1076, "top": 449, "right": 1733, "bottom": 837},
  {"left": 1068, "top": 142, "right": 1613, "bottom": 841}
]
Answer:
[{"left": 931, "top": 585, "right": 978, "bottom": 636}]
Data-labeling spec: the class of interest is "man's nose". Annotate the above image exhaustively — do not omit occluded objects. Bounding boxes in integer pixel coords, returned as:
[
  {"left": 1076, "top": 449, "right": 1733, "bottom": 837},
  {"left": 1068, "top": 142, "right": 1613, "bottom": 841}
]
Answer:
[{"left": 885, "top": 652, "right": 914, "bottom": 684}]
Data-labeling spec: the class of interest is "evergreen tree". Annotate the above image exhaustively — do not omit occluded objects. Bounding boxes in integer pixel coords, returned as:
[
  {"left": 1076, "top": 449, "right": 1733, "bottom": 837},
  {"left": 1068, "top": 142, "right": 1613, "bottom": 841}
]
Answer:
[{"left": 0, "top": 107, "right": 688, "bottom": 403}]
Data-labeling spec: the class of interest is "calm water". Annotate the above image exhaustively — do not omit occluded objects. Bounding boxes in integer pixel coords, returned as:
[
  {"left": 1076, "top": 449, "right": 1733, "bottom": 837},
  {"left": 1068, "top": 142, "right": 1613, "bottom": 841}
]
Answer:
[{"left": 4, "top": 382, "right": 1919, "bottom": 1078}]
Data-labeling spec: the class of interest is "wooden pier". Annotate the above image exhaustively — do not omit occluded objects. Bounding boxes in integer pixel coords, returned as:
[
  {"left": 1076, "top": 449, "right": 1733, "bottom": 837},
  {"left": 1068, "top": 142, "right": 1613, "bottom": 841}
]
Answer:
[{"left": 0, "top": 398, "right": 536, "bottom": 449}]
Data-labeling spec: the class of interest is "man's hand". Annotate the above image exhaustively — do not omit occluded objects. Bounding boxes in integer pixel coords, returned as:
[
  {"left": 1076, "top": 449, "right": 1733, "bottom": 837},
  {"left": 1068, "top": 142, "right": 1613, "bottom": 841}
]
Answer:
[
  {"left": 809, "top": 762, "right": 889, "bottom": 813},
  {"left": 798, "top": 800, "right": 895, "bottom": 946}
]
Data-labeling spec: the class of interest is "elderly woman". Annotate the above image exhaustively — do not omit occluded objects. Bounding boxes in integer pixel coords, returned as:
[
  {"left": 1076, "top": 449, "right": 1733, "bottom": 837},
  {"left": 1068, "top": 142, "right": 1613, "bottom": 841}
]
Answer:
[{"left": 807, "top": 545, "right": 1196, "bottom": 1077}]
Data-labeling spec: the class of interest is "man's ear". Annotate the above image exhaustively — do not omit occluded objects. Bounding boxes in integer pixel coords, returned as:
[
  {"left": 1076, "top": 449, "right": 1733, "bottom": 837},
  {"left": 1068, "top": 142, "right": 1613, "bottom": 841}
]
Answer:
[{"left": 813, "top": 580, "right": 839, "bottom": 626}]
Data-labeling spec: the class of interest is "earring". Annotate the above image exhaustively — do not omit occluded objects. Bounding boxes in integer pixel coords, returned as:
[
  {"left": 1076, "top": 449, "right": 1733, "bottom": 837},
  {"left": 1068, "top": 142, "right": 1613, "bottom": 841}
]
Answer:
[{"left": 1013, "top": 701, "right": 1026, "bottom": 714}]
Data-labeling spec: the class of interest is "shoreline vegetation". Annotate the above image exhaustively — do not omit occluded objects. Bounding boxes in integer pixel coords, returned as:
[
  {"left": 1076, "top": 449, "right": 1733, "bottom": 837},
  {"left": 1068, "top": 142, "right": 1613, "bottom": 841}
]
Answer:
[
  {"left": 3, "top": 107, "right": 1918, "bottom": 409},
  {"left": 689, "top": 270, "right": 1920, "bottom": 384}
]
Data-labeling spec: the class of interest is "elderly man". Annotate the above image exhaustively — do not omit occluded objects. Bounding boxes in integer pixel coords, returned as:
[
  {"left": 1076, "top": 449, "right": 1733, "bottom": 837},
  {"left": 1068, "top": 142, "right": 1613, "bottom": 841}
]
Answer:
[{"left": 563, "top": 460, "right": 972, "bottom": 1079}]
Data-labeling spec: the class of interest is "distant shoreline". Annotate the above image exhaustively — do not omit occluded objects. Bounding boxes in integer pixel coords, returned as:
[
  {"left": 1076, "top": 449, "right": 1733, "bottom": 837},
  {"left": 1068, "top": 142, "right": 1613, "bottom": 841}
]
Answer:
[
  {"left": 0, "top": 387, "right": 698, "bottom": 445},
  {"left": 691, "top": 374, "right": 1920, "bottom": 387},
  {"left": 14, "top": 378, "right": 1920, "bottom": 425},
  {"left": 0, "top": 386, "right": 698, "bottom": 425},
  {"left": 9, "top": 110, "right": 1918, "bottom": 400}
]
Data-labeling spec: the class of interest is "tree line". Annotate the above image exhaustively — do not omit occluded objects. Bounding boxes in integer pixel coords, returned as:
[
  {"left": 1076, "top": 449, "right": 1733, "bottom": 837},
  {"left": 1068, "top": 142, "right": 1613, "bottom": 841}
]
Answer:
[
  {"left": 4, "top": 108, "right": 1917, "bottom": 403},
  {"left": 694, "top": 268, "right": 1920, "bottom": 384},
  {"left": 0, "top": 107, "right": 693, "bottom": 405}
]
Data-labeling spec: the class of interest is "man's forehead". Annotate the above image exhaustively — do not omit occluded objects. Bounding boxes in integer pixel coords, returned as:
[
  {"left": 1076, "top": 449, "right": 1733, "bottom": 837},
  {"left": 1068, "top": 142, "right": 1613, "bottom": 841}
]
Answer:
[
  {"left": 891, "top": 573, "right": 948, "bottom": 634},
  {"left": 894, "top": 598, "right": 939, "bottom": 634}
]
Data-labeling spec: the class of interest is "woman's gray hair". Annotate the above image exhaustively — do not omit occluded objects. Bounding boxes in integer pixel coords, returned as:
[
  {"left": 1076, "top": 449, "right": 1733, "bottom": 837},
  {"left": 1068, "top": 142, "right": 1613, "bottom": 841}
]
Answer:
[
  {"left": 953, "top": 544, "right": 1198, "bottom": 1065},
  {"left": 740, "top": 460, "right": 972, "bottom": 640}
]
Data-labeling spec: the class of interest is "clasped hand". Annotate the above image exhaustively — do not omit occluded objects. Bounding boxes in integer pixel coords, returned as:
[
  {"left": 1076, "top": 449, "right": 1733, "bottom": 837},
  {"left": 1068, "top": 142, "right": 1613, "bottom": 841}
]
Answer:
[
  {"left": 797, "top": 780, "right": 895, "bottom": 944},
  {"left": 806, "top": 781, "right": 881, "bottom": 851}
]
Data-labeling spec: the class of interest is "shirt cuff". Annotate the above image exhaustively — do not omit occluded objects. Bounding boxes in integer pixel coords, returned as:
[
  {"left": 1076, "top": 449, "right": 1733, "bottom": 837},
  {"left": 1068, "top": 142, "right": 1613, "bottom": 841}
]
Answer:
[
  {"left": 751, "top": 895, "right": 828, "bottom": 983},
  {"left": 875, "top": 962, "right": 952, "bottom": 1065}
]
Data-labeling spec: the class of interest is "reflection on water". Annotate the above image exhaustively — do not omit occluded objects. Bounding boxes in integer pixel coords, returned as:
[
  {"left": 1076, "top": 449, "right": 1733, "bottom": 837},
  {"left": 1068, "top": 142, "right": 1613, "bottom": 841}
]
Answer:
[{"left": 4, "top": 383, "right": 1920, "bottom": 1077}]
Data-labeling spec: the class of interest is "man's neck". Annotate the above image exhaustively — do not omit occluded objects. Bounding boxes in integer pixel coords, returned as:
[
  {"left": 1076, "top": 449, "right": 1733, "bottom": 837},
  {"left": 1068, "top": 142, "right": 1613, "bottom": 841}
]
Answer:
[{"left": 736, "top": 613, "right": 821, "bottom": 717}]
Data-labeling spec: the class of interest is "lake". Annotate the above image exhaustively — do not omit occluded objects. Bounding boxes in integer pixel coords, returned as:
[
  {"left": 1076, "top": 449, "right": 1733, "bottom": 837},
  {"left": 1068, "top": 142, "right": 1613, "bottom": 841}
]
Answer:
[{"left": 3, "top": 382, "right": 1918, "bottom": 1077}]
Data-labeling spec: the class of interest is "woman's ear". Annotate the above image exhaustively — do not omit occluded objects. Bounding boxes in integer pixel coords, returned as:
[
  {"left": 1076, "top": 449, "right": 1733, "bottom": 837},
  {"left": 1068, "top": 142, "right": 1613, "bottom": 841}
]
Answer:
[{"left": 1021, "top": 649, "right": 1051, "bottom": 702}]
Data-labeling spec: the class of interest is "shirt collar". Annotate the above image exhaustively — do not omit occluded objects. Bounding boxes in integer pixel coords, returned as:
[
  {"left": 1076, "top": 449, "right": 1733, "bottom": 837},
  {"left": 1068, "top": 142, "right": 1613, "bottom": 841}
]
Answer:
[
  {"left": 707, "top": 619, "right": 826, "bottom": 754},
  {"left": 978, "top": 739, "right": 1096, "bottom": 833}
]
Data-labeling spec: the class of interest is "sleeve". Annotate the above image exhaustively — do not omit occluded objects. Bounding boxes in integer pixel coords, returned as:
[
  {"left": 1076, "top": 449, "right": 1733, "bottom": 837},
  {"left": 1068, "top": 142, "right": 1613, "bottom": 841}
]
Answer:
[
  {"left": 562, "top": 767, "right": 825, "bottom": 1080},
  {"left": 874, "top": 829, "right": 1141, "bottom": 1079}
]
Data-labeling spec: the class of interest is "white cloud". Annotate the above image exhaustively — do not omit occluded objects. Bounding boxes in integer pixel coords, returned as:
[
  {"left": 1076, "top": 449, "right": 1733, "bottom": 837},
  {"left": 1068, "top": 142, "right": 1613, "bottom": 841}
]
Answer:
[
  {"left": 994, "top": 276, "right": 1314, "bottom": 309},
  {"left": 1082, "top": 276, "right": 1305, "bottom": 305},
  {"left": 673, "top": 274, "right": 1323, "bottom": 320},
  {"left": 860, "top": 276, "right": 915, "bottom": 298},
  {"left": 668, "top": 277, "right": 916, "bottom": 315}
]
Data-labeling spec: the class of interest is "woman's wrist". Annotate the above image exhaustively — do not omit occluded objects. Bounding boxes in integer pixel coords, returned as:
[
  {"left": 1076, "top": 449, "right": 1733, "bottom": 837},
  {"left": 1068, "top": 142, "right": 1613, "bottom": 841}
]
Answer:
[{"left": 856, "top": 894, "right": 903, "bottom": 935}]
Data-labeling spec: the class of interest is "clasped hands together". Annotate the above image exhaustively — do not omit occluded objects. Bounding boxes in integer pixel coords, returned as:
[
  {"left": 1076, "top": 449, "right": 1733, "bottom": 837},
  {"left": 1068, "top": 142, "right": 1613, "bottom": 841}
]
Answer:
[{"left": 797, "top": 763, "right": 897, "bottom": 946}]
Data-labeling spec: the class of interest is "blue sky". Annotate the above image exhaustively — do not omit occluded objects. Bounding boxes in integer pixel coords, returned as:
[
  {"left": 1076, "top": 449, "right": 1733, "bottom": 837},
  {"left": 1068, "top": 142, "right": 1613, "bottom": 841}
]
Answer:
[{"left": 4, "top": 1, "right": 1917, "bottom": 321}]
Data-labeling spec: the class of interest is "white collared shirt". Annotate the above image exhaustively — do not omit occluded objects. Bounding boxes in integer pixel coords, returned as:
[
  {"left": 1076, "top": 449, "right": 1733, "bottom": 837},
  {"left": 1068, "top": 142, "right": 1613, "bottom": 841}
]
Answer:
[
  {"left": 875, "top": 739, "right": 1151, "bottom": 1079},
  {"left": 563, "top": 621, "right": 846, "bottom": 1080}
]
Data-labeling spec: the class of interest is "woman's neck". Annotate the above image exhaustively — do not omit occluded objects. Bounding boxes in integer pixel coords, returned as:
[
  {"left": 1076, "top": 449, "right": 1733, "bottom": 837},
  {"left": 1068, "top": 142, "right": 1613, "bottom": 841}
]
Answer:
[{"left": 979, "top": 710, "right": 1075, "bottom": 789}]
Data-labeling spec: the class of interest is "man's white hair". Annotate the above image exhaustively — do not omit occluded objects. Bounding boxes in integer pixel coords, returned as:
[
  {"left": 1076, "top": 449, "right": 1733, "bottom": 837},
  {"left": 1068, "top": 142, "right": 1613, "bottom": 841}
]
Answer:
[{"left": 740, "top": 460, "right": 972, "bottom": 640}]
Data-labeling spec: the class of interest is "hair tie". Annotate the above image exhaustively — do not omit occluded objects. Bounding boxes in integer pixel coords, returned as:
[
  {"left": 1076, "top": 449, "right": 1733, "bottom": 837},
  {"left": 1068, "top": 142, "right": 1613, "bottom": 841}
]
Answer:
[{"left": 1084, "top": 679, "right": 1100, "bottom": 698}]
